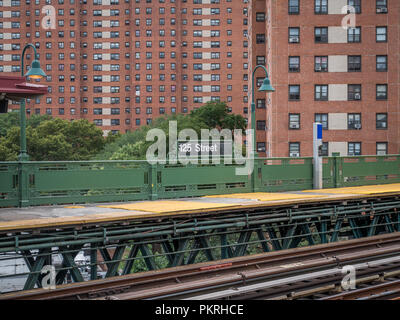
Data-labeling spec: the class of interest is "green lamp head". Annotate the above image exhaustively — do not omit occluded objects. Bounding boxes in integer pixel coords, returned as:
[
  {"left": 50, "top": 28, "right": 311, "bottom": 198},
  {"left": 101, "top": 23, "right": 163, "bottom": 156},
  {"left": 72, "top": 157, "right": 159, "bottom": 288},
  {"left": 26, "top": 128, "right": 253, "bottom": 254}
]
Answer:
[
  {"left": 25, "top": 59, "right": 46, "bottom": 80},
  {"left": 259, "top": 77, "right": 275, "bottom": 92}
]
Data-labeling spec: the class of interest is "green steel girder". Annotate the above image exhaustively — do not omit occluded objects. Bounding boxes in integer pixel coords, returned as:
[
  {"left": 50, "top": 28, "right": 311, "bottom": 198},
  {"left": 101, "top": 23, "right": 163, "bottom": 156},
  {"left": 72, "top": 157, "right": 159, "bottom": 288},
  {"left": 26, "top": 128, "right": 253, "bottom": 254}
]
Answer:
[
  {"left": 256, "top": 228, "right": 270, "bottom": 253},
  {"left": 59, "top": 246, "right": 85, "bottom": 283},
  {"left": 56, "top": 246, "right": 83, "bottom": 285},
  {"left": 22, "top": 250, "right": 43, "bottom": 289},
  {"left": 23, "top": 249, "right": 50, "bottom": 290},
  {"left": 330, "top": 219, "right": 344, "bottom": 243},
  {"left": 282, "top": 224, "right": 298, "bottom": 250},
  {"left": 171, "top": 239, "right": 190, "bottom": 267},
  {"left": 1, "top": 196, "right": 400, "bottom": 293},
  {"left": 122, "top": 244, "right": 140, "bottom": 275},
  {"left": 105, "top": 244, "right": 126, "bottom": 278},
  {"left": 265, "top": 226, "right": 282, "bottom": 250},
  {"left": 90, "top": 243, "right": 97, "bottom": 281},
  {"left": 233, "top": 229, "right": 253, "bottom": 257},
  {"left": 139, "top": 244, "right": 157, "bottom": 271},
  {"left": 185, "top": 232, "right": 215, "bottom": 264}
]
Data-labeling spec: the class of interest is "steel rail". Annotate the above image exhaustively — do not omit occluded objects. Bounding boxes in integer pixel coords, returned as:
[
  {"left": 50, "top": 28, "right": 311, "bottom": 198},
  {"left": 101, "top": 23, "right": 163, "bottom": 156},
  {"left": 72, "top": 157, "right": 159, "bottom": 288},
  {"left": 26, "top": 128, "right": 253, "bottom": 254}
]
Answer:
[
  {"left": 2, "top": 232, "right": 400, "bottom": 300},
  {"left": 319, "top": 279, "right": 400, "bottom": 300},
  {"left": 182, "top": 257, "right": 400, "bottom": 301}
]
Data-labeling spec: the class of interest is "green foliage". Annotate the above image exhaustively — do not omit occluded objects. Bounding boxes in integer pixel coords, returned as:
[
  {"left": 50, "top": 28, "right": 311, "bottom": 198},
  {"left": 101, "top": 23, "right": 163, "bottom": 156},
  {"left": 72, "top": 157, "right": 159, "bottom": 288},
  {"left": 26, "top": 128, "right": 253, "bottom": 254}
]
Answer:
[
  {"left": 0, "top": 112, "right": 52, "bottom": 137},
  {"left": 0, "top": 118, "right": 106, "bottom": 161},
  {"left": 190, "top": 101, "right": 246, "bottom": 131},
  {"left": 95, "top": 101, "right": 247, "bottom": 160}
]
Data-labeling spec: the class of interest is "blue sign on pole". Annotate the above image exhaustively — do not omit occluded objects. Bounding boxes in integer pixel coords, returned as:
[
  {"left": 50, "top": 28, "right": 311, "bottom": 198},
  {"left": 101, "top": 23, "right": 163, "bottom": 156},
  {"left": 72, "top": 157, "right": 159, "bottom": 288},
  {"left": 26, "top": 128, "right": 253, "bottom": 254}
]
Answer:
[{"left": 317, "top": 123, "right": 323, "bottom": 140}]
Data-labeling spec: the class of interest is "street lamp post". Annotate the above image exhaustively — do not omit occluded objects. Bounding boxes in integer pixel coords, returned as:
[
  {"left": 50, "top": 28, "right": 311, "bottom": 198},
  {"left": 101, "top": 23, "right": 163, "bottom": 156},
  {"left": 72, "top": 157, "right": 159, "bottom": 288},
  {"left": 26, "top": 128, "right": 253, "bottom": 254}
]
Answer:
[
  {"left": 250, "top": 65, "right": 275, "bottom": 192},
  {"left": 18, "top": 43, "right": 46, "bottom": 161},
  {"left": 18, "top": 44, "right": 46, "bottom": 207}
]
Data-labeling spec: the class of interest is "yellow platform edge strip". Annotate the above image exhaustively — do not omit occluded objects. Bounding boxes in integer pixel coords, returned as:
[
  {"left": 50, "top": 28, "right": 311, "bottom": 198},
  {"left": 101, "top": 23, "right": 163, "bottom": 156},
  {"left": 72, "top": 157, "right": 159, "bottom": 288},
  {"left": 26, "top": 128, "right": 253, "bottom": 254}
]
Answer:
[
  {"left": 98, "top": 200, "right": 238, "bottom": 213},
  {"left": 206, "top": 193, "right": 324, "bottom": 201},
  {"left": 302, "top": 183, "right": 400, "bottom": 195}
]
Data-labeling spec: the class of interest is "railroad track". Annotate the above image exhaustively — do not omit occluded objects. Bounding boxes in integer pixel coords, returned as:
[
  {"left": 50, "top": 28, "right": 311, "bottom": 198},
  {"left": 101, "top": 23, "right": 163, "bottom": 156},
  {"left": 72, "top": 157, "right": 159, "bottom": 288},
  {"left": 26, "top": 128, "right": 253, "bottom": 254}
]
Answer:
[
  {"left": 2, "top": 232, "right": 400, "bottom": 300},
  {"left": 318, "top": 279, "right": 400, "bottom": 300}
]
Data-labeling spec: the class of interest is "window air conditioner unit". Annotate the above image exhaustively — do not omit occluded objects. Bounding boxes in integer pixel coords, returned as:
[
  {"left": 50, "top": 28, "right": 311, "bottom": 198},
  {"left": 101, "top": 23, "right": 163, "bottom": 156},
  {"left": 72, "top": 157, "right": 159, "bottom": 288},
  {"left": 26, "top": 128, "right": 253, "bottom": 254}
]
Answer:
[
  {"left": 377, "top": 151, "right": 386, "bottom": 155},
  {"left": 290, "top": 152, "right": 300, "bottom": 158},
  {"left": 289, "top": 37, "right": 299, "bottom": 43},
  {"left": 354, "top": 123, "right": 362, "bottom": 129},
  {"left": 377, "top": 8, "right": 387, "bottom": 13},
  {"left": 354, "top": 93, "right": 361, "bottom": 100},
  {"left": 315, "top": 66, "right": 322, "bottom": 71},
  {"left": 290, "top": 123, "right": 299, "bottom": 129}
]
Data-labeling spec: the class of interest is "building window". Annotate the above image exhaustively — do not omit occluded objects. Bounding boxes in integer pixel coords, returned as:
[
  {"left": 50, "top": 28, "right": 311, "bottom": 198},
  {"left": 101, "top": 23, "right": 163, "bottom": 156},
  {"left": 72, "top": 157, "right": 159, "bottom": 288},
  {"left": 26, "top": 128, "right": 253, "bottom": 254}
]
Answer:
[
  {"left": 348, "top": 0, "right": 361, "bottom": 13},
  {"left": 289, "top": 28, "right": 300, "bottom": 43},
  {"left": 315, "top": 27, "right": 328, "bottom": 43},
  {"left": 315, "top": 113, "right": 328, "bottom": 130},
  {"left": 289, "top": 114, "right": 300, "bottom": 129},
  {"left": 256, "top": 120, "right": 266, "bottom": 130},
  {"left": 376, "top": 26, "right": 387, "bottom": 42},
  {"left": 315, "top": 85, "right": 328, "bottom": 101},
  {"left": 289, "top": 143, "right": 300, "bottom": 157},
  {"left": 256, "top": 12, "right": 265, "bottom": 21},
  {"left": 376, "top": 142, "right": 387, "bottom": 155},
  {"left": 257, "top": 142, "right": 266, "bottom": 153},
  {"left": 256, "top": 56, "right": 266, "bottom": 65},
  {"left": 289, "top": 56, "right": 300, "bottom": 72},
  {"left": 315, "top": 0, "right": 328, "bottom": 14},
  {"left": 348, "top": 142, "right": 361, "bottom": 156},
  {"left": 321, "top": 142, "right": 329, "bottom": 156},
  {"left": 315, "top": 56, "right": 328, "bottom": 72},
  {"left": 348, "top": 113, "right": 362, "bottom": 130},
  {"left": 256, "top": 34, "right": 266, "bottom": 44},
  {"left": 376, "top": 55, "right": 388, "bottom": 71},
  {"left": 348, "top": 27, "right": 361, "bottom": 43},
  {"left": 376, "top": 113, "right": 387, "bottom": 129},
  {"left": 348, "top": 84, "right": 362, "bottom": 100},
  {"left": 376, "top": 0, "right": 388, "bottom": 13},
  {"left": 289, "top": 85, "right": 300, "bottom": 100},
  {"left": 348, "top": 55, "right": 361, "bottom": 72},
  {"left": 257, "top": 99, "right": 266, "bottom": 109},
  {"left": 376, "top": 84, "right": 388, "bottom": 100},
  {"left": 289, "top": 0, "right": 299, "bottom": 14}
]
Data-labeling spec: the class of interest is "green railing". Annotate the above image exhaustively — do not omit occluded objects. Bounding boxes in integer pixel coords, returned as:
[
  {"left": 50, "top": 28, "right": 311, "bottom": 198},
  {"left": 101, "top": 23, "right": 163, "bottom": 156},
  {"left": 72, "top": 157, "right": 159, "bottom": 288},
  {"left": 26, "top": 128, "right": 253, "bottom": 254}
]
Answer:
[{"left": 0, "top": 155, "right": 399, "bottom": 208}]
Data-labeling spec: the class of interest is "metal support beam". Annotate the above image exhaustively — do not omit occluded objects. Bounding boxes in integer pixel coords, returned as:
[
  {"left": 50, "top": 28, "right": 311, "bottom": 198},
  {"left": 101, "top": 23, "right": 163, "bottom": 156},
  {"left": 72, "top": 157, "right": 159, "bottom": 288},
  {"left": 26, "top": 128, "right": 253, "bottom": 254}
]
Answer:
[
  {"left": 233, "top": 230, "right": 253, "bottom": 257},
  {"left": 122, "top": 244, "right": 140, "bottom": 275},
  {"left": 139, "top": 244, "right": 157, "bottom": 271},
  {"left": 171, "top": 239, "right": 190, "bottom": 267},
  {"left": 105, "top": 244, "right": 126, "bottom": 278},
  {"left": 330, "top": 219, "right": 343, "bottom": 243},
  {"left": 23, "top": 249, "right": 49, "bottom": 290},
  {"left": 90, "top": 243, "right": 97, "bottom": 281},
  {"left": 256, "top": 228, "right": 270, "bottom": 252}
]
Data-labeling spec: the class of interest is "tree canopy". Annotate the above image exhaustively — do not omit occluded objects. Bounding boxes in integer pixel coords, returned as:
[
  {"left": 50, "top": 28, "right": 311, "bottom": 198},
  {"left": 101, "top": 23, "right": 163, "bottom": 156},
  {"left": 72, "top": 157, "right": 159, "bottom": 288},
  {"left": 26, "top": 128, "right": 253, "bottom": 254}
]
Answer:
[
  {"left": 95, "top": 101, "right": 247, "bottom": 160},
  {"left": 0, "top": 116, "right": 107, "bottom": 161},
  {"left": 0, "top": 112, "right": 52, "bottom": 137},
  {"left": 0, "top": 102, "right": 247, "bottom": 161}
]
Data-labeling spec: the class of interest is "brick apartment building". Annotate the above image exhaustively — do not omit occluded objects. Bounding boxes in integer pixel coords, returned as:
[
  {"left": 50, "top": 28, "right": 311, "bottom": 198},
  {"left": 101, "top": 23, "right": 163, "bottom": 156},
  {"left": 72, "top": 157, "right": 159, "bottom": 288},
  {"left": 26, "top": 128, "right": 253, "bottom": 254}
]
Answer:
[{"left": 0, "top": 0, "right": 398, "bottom": 157}]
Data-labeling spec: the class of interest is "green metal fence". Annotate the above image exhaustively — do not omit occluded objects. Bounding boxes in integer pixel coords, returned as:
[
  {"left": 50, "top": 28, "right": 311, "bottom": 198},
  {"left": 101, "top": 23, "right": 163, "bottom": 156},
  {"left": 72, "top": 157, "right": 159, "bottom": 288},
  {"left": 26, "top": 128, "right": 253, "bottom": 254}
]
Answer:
[{"left": 0, "top": 155, "right": 399, "bottom": 208}]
